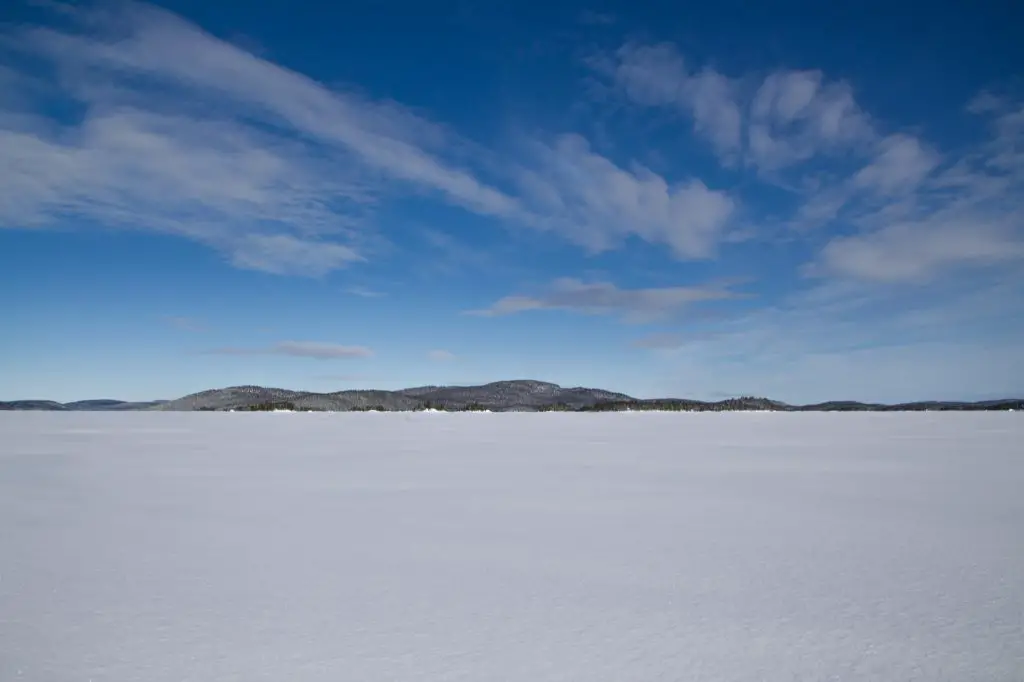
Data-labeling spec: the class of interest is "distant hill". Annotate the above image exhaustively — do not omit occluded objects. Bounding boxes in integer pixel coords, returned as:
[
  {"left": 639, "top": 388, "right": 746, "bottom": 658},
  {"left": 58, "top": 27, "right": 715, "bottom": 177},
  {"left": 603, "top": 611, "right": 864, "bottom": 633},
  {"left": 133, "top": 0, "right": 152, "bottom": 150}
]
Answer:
[
  {"left": 1, "top": 382, "right": 1021, "bottom": 412},
  {"left": 64, "top": 399, "right": 168, "bottom": 411},
  {"left": 0, "top": 400, "right": 68, "bottom": 411},
  {"left": 794, "top": 399, "right": 1024, "bottom": 412},
  {"left": 154, "top": 386, "right": 424, "bottom": 412},
  {"left": 582, "top": 396, "right": 791, "bottom": 412},
  {"left": 154, "top": 380, "right": 632, "bottom": 412},
  {"left": 395, "top": 380, "right": 633, "bottom": 411},
  {"left": 0, "top": 399, "right": 166, "bottom": 411}
]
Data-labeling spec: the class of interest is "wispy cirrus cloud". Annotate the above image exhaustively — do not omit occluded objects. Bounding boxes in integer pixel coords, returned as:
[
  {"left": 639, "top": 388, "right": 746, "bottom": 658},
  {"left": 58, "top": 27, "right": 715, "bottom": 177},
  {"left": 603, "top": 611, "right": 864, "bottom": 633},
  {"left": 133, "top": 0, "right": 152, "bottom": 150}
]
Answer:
[
  {"left": 2, "top": 2, "right": 743, "bottom": 277},
  {"left": 851, "top": 133, "right": 940, "bottom": 195},
  {"left": 21, "top": 2, "right": 519, "bottom": 217},
  {"left": 518, "top": 134, "right": 735, "bottom": 258},
  {"left": 592, "top": 40, "right": 1024, "bottom": 286},
  {"left": 748, "top": 69, "right": 875, "bottom": 171},
  {"left": 792, "top": 133, "right": 941, "bottom": 232},
  {"left": 5, "top": 3, "right": 1021, "bottom": 295},
  {"left": 591, "top": 42, "right": 875, "bottom": 171},
  {"left": 229, "top": 234, "right": 365, "bottom": 277},
  {"left": 427, "top": 349, "right": 456, "bottom": 362},
  {"left": 0, "top": 2, "right": 518, "bottom": 275},
  {"left": 344, "top": 286, "right": 386, "bottom": 298},
  {"left": 468, "top": 278, "right": 746, "bottom": 322},
  {"left": 0, "top": 103, "right": 372, "bottom": 274},
  {"left": 208, "top": 341, "right": 374, "bottom": 359},
  {"left": 590, "top": 42, "right": 743, "bottom": 163},
  {"left": 813, "top": 221, "right": 1024, "bottom": 283},
  {"left": 806, "top": 97, "right": 1024, "bottom": 283}
]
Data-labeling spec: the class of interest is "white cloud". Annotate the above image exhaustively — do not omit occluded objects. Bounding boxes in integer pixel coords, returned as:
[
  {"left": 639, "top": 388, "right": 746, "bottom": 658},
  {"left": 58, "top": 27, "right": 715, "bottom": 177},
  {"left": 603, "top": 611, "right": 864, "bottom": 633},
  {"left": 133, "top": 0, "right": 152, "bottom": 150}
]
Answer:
[
  {"left": 22, "top": 2, "right": 520, "bottom": 218},
  {"left": 229, "top": 234, "right": 363, "bottom": 277},
  {"left": 5, "top": 5, "right": 1020, "bottom": 291},
  {"left": 469, "top": 278, "right": 745, "bottom": 322},
  {"left": 582, "top": 45, "right": 1022, "bottom": 393},
  {"left": 520, "top": 135, "right": 735, "bottom": 258},
  {"left": 593, "top": 45, "right": 876, "bottom": 171},
  {"left": 748, "top": 70, "right": 874, "bottom": 170},
  {"left": 427, "top": 349, "right": 456, "bottom": 362},
  {"left": 0, "top": 104, "right": 373, "bottom": 273},
  {"left": 2, "top": 4, "right": 746, "bottom": 273},
  {"left": 272, "top": 342, "right": 373, "bottom": 359},
  {"left": 0, "top": 2, "right": 523, "bottom": 275},
  {"left": 815, "top": 222, "right": 1024, "bottom": 283},
  {"left": 852, "top": 134, "right": 940, "bottom": 195},
  {"left": 209, "top": 342, "right": 374, "bottom": 359},
  {"left": 807, "top": 95, "right": 1024, "bottom": 283},
  {"left": 687, "top": 69, "right": 744, "bottom": 160},
  {"left": 599, "top": 42, "right": 742, "bottom": 161},
  {"left": 792, "top": 132, "right": 939, "bottom": 231}
]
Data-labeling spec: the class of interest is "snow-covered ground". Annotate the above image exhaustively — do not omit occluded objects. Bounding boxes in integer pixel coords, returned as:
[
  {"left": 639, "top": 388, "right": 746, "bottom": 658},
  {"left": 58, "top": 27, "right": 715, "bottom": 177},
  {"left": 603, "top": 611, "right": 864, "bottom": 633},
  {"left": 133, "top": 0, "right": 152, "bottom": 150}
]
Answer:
[{"left": 2, "top": 412, "right": 1022, "bottom": 681}]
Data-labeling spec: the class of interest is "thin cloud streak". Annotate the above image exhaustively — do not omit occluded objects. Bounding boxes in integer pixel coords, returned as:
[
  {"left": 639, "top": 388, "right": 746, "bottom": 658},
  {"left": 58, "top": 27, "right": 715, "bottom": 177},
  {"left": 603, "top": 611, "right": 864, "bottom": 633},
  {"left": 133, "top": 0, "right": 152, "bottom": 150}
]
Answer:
[
  {"left": 207, "top": 341, "right": 374, "bottom": 359},
  {"left": 469, "top": 278, "right": 747, "bottom": 323}
]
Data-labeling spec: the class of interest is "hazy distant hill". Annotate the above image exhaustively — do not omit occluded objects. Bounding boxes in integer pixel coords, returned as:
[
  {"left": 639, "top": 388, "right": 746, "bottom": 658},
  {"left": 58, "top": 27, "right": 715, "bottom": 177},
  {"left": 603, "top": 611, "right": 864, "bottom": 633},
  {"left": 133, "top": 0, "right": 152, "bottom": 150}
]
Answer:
[
  {"left": 395, "top": 380, "right": 633, "bottom": 411},
  {"left": 65, "top": 399, "right": 168, "bottom": 411},
  {"left": 794, "top": 399, "right": 1024, "bottom": 412},
  {"left": 154, "top": 386, "right": 425, "bottom": 412},
  {"left": 155, "top": 380, "right": 632, "bottom": 412},
  {"left": 1, "top": 382, "right": 1021, "bottom": 412},
  {"left": 0, "top": 400, "right": 68, "bottom": 411},
  {"left": 0, "top": 399, "right": 167, "bottom": 411},
  {"left": 582, "top": 396, "right": 791, "bottom": 412}
]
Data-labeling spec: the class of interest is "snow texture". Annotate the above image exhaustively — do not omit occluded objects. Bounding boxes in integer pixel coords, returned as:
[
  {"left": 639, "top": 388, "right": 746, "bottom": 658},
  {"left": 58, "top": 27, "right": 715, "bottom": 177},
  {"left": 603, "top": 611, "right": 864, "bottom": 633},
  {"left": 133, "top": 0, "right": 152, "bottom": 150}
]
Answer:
[{"left": 1, "top": 412, "right": 1022, "bottom": 681}]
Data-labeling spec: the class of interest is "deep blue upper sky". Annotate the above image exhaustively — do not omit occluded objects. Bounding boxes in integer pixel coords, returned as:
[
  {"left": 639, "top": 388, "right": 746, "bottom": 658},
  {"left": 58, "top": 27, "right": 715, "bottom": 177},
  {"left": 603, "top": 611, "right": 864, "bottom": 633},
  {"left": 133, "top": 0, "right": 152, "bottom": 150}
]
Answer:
[{"left": 1, "top": 0, "right": 1022, "bottom": 402}]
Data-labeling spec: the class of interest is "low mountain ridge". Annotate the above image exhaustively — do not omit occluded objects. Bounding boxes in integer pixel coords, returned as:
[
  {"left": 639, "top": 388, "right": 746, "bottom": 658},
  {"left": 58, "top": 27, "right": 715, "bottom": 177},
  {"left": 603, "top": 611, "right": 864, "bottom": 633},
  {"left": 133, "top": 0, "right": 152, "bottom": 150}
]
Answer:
[
  {"left": 0, "top": 399, "right": 166, "bottom": 411},
  {"left": 0, "top": 400, "right": 68, "bottom": 411},
  {"left": 64, "top": 399, "right": 168, "bottom": 410},
  {"left": 2, "top": 382, "right": 1021, "bottom": 412},
  {"left": 397, "top": 380, "right": 634, "bottom": 411},
  {"left": 154, "top": 380, "right": 629, "bottom": 412}
]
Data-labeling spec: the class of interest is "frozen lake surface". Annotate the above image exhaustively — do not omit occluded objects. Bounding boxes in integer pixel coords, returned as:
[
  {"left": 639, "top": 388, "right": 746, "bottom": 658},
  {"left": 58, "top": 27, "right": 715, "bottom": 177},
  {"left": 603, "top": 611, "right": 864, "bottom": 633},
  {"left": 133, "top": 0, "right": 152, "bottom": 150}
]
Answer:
[{"left": 2, "top": 412, "right": 1022, "bottom": 681}]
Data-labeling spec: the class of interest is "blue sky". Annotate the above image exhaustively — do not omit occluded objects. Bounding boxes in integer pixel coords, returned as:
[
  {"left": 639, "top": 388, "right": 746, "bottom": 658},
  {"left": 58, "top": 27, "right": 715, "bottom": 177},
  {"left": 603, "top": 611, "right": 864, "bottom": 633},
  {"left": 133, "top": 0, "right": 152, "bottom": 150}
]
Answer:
[{"left": 1, "top": 0, "right": 1023, "bottom": 403}]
